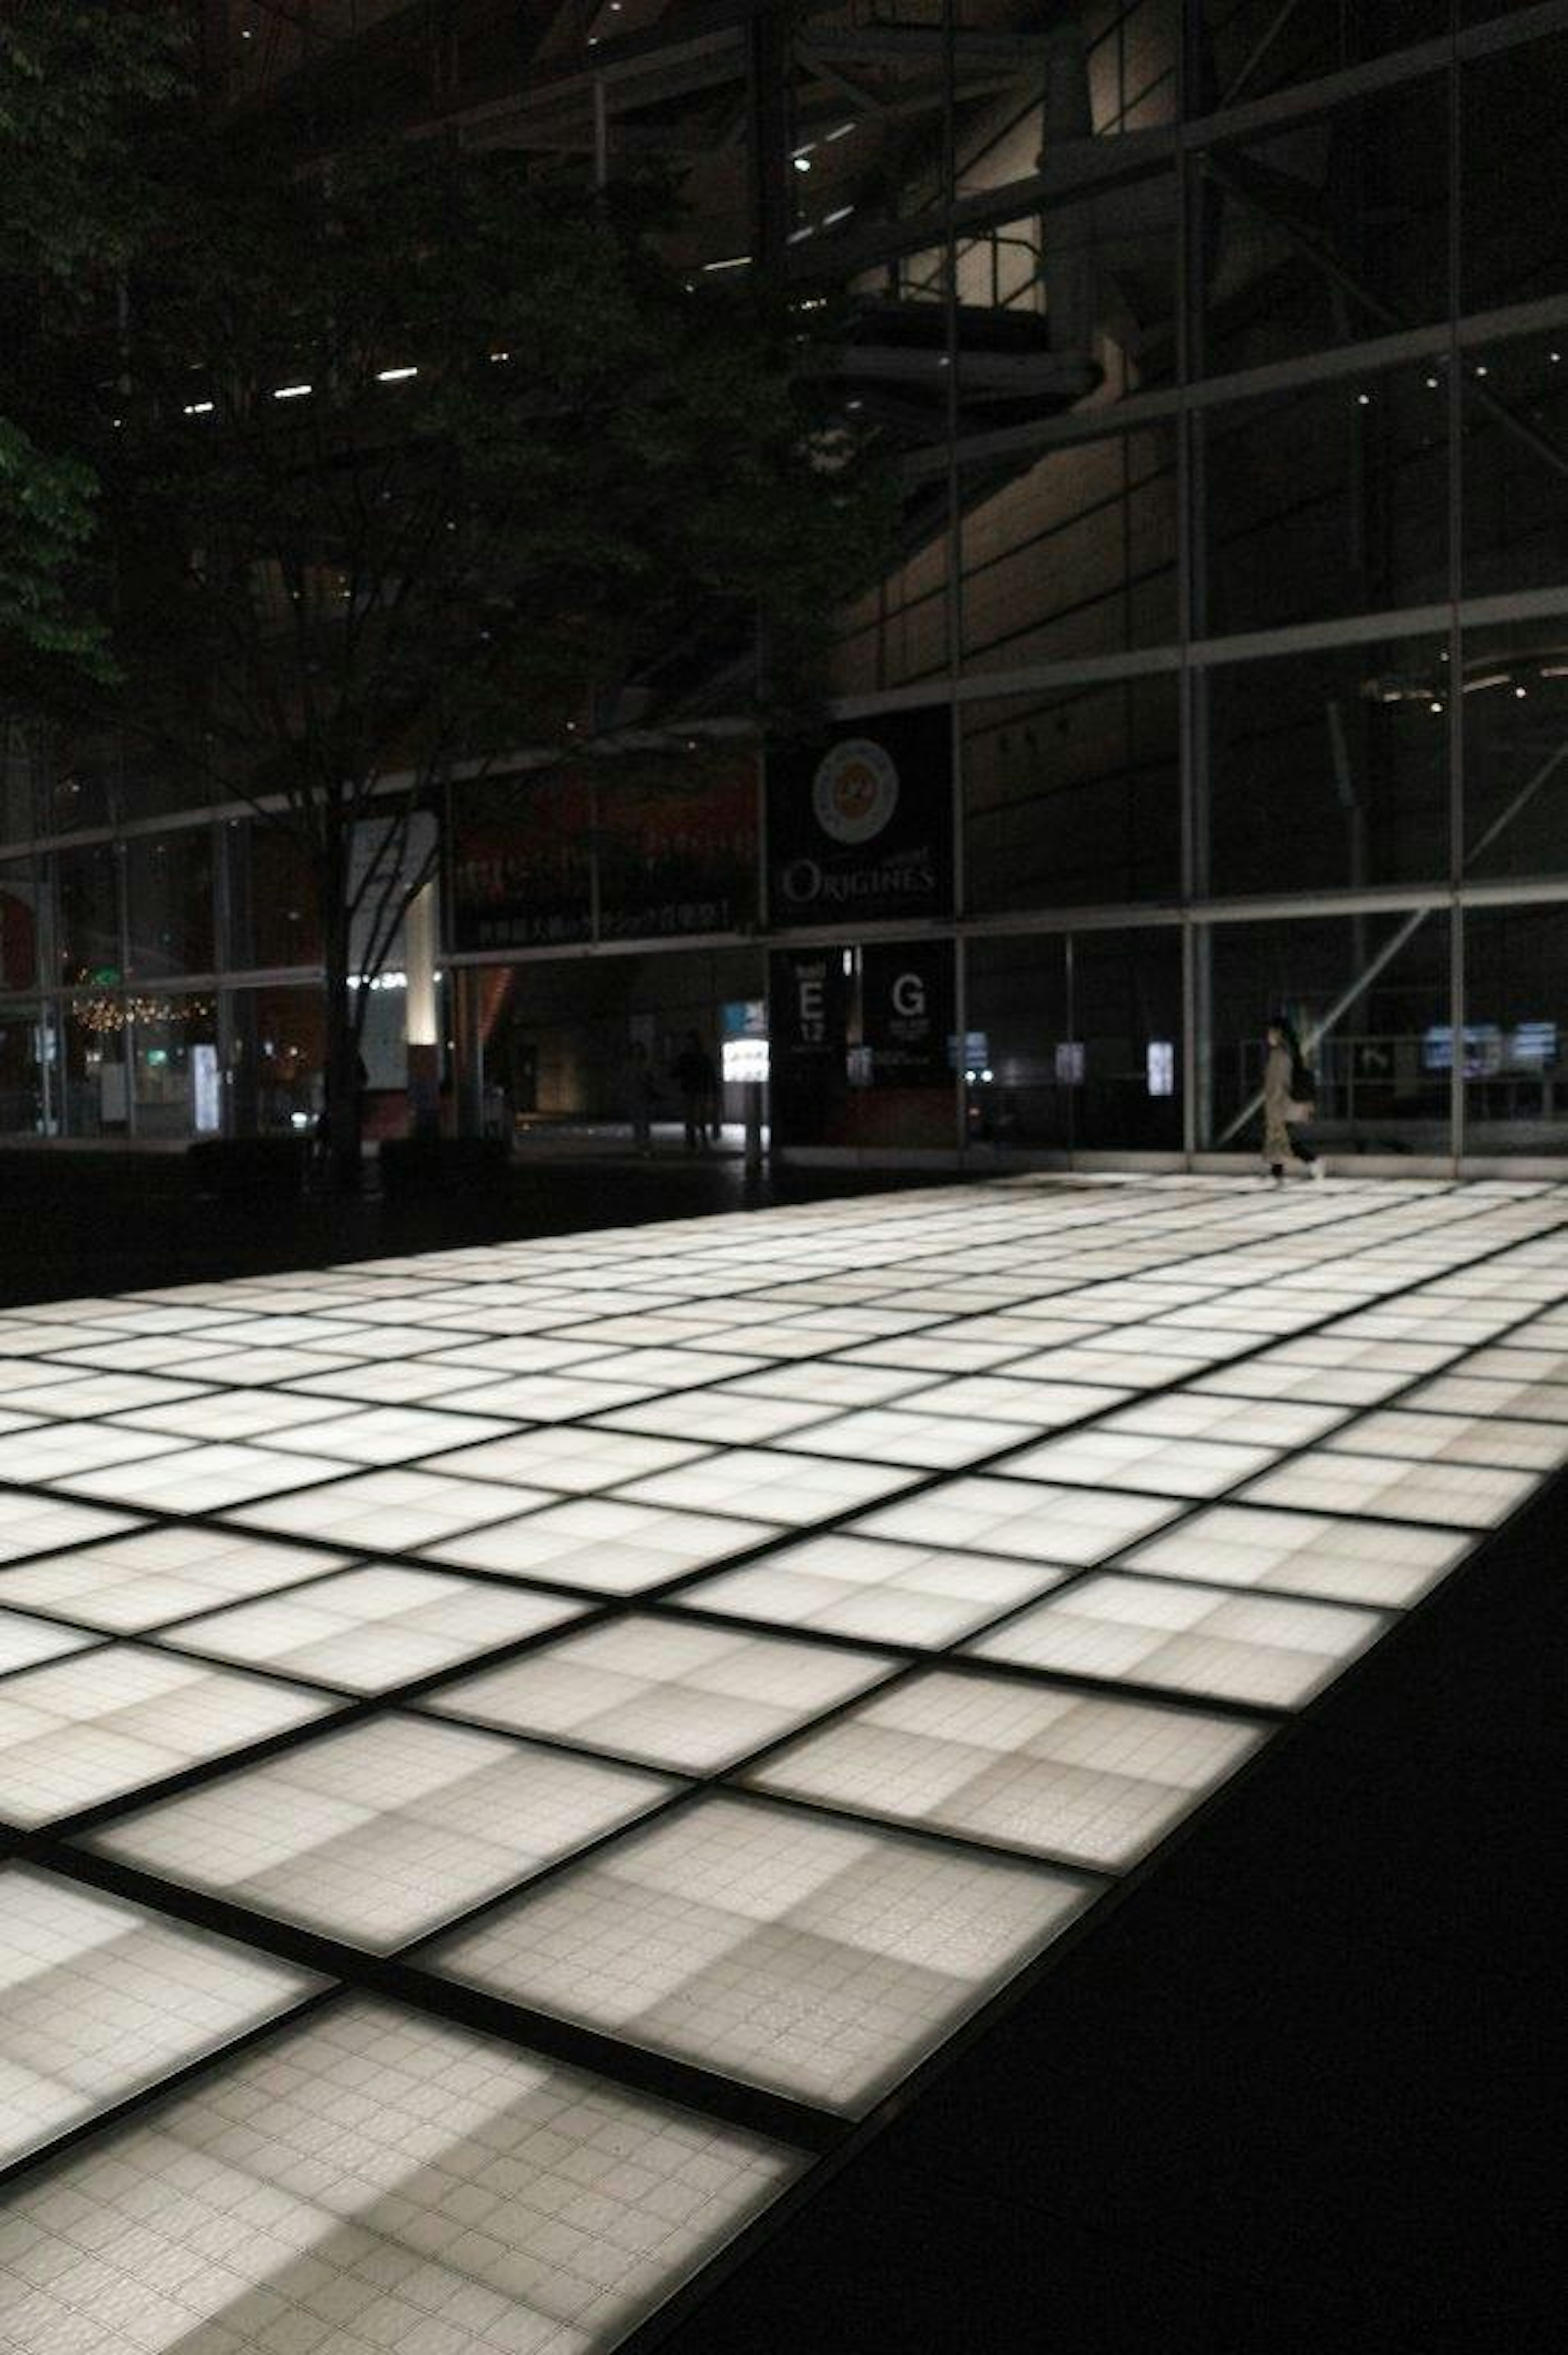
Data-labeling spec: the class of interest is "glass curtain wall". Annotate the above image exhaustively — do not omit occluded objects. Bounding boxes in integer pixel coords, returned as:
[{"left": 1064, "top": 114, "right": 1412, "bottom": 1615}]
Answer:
[{"left": 6, "top": 4, "right": 1568, "bottom": 1162}]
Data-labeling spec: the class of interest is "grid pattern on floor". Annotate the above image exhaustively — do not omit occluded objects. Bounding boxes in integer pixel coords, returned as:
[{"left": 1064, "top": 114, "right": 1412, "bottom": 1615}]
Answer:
[{"left": 0, "top": 1173, "right": 1565, "bottom": 2352}]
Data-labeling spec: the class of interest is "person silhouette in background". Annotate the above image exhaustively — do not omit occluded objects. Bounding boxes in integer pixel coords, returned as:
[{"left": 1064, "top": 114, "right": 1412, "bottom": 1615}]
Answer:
[
  {"left": 673, "top": 1032, "right": 716, "bottom": 1153},
  {"left": 1263, "top": 1014, "right": 1322, "bottom": 1183}
]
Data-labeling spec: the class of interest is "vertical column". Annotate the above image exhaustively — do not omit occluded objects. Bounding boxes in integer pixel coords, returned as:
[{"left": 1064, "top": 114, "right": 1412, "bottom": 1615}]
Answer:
[
  {"left": 1446, "top": 25, "right": 1465, "bottom": 1173},
  {"left": 1178, "top": 1, "right": 1209, "bottom": 1166},
  {"left": 745, "top": 4, "right": 793, "bottom": 280},
  {"left": 405, "top": 878, "right": 440, "bottom": 1137}
]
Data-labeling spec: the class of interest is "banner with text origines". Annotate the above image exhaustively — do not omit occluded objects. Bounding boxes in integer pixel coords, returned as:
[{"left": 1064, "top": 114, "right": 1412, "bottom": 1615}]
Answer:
[{"left": 766, "top": 711, "right": 953, "bottom": 927}]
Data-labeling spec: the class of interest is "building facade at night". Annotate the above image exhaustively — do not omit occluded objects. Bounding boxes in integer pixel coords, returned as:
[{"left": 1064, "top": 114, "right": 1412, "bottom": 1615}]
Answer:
[{"left": 2, "top": 0, "right": 1566, "bottom": 1169}]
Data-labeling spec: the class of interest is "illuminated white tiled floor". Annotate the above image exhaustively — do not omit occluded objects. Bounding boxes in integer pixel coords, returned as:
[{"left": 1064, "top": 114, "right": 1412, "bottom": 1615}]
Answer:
[
  {"left": 158, "top": 1565, "right": 587, "bottom": 1693},
  {"left": 0, "top": 1644, "right": 338, "bottom": 1827},
  {"left": 423, "top": 1615, "right": 898, "bottom": 1771},
  {"left": 850, "top": 1476, "right": 1183, "bottom": 1565},
  {"left": 90, "top": 1713, "right": 673, "bottom": 1950},
  {"left": 685, "top": 1533, "right": 1060, "bottom": 1648},
  {"left": 1122, "top": 1502, "right": 1473, "bottom": 1606},
  {"left": 0, "top": 1864, "right": 323, "bottom": 2168},
  {"left": 0, "top": 1527, "right": 350, "bottom": 1633},
  {"left": 748, "top": 1668, "right": 1265, "bottom": 1870},
  {"left": 967, "top": 1573, "right": 1387, "bottom": 1710},
  {"left": 428, "top": 1497, "right": 778, "bottom": 1595},
  {"left": 0, "top": 1607, "right": 99, "bottom": 1675},
  {"left": 0, "top": 1998, "right": 800, "bottom": 2352},
  {"left": 428, "top": 1793, "right": 1091, "bottom": 2113},
  {"left": 0, "top": 1174, "right": 1563, "bottom": 2353}
]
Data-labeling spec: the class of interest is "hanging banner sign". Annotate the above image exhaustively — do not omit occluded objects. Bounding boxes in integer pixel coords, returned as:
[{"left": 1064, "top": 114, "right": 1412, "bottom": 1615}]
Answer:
[
  {"left": 862, "top": 941, "right": 955, "bottom": 1086},
  {"left": 766, "top": 711, "right": 952, "bottom": 926}
]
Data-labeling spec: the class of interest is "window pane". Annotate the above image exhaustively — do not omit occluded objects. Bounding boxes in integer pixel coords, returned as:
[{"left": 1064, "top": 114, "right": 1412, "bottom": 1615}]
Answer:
[
  {"left": 1199, "top": 2, "right": 1446, "bottom": 107},
  {"left": 54, "top": 844, "right": 121, "bottom": 989},
  {"left": 1199, "top": 911, "right": 1452, "bottom": 1156},
  {"left": 0, "top": 1001, "right": 47, "bottom": 1136},
  {"left": 1203, "top": 633, "right": 1451, "bottom": 897},
  {"left": 1195, "top": 78, "right": 1448, "bottom": 379},
  {"left": 1461, "top": 620, "right": 1568, "bottom": 882},
  {"left": 126, "top": 832, "right": 215, "bottom": 979},
  {"left": 131, "top": 995, "right": 220, "bottom": 1140},
  {"left": 1461, "top": 30, "right": 1568, "bottom": 311},
  {"left": 227, "top": 984, "right": 325, "bottom": 1136},
  {"left": 960, "top": 425, "right": 1178, "bottom": 677},
  {"left": 226, "top": 821, "right": 322, "bottom": 970},
  {"left": 1459, "top": 329, "right": 1568, "bottom": 602},
  {"left": 0, "top": 856, "right": 38, "bottom": 990},
  {"left": 964, "top": 934, "right": 1071, "bottom": 1150},
  {"left": 1073, "top": 925, "right": 1183, "bottom": 1151},
  {"left": 1202, "top": 358, "right": 1448, "bottom": 638},
  {"left": 964, "top": 677, "right": 1180, "bottom": 913},
  {"left": 1462, "top": 905, "right": 1568, "bottom": 1156}
]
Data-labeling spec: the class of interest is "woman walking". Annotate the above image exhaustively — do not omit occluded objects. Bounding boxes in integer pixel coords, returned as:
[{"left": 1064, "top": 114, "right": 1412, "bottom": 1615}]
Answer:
[{"left": 1263, "top": 1014, "right": 1323, "bottom": 1183}]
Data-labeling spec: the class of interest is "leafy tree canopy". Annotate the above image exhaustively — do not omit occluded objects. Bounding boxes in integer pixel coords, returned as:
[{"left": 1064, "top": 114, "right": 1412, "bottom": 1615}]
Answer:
[{"left": 0, "top": 0, "right": 187, "bottom": 685}]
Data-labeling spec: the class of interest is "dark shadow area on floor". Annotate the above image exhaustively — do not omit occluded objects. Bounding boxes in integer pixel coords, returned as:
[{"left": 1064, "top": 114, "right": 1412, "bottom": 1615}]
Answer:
[
  {"left": 652, "top": 1469, "right": 1563, "bottom": 2355},
  {"left": 0, "top": 1149, "right": 962, "bottom": 1309}
]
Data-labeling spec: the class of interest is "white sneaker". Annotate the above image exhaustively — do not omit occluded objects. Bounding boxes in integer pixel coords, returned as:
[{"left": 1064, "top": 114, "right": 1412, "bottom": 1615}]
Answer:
[{"left": 1310, "top": 1159, "right": 1327, "bottom": 1182}]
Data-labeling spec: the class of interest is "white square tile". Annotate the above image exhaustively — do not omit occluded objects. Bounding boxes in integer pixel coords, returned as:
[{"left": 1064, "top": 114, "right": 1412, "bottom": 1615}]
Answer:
[
  {"left": 428, "top": 1793, "right": 1090, "bottom": 2112},
  {"left": 0, "top": 1422, "right": 197, "bottom": 1485},
  {"left": 0, "top": 1608, "right": 100, "bottom": 1675},
  {"left": 417, "top": 1425, "right": 711, "bottom": 1494},
  {"left": 849, "top": 1476, "right": 1181, "bottom": 1566},
  {"left": 766, "top": 1408, "right": 1042, "bottom": 1472},
  {"left": 1237, "top": 1450, "right": 1537, "bottom": 1529},
  {"left": 749, "top": 1668, "right": 1263, "bottom": 1871},
  {"left": 429, "top": 1497, "right": 777, "bottom": 1595},
  {"left": 1000, "top": 1428, "right": 1279, "bottom": 1499},
  {"left": 592, "top": 1390, "right": 842, "bottom": 1445},
  {"left": 56, "top": 1442, "right": 369, "bottom": 1514},
  {"left": 0, "top": 1997, "right": 800, "bottom": 2351},
  {"left": 968, "top": 1573, "right": 1386, "bottom": 1710},
  {"left": 683, "top": 1534, "right": 1062, "bottom": 1648},
  {"left": 1323, "top": 1407, "right": 1568, "bottom": 1472},
  {"left": 615, "top": 1446, "right": 922, "bottom": 1523},
  {"left": 0, "top": 1527, "right": 351, "bottom": 1632},
  {"left": 0, "top": 1863, "right": 323, "bottom": 2169},
  {"left": 0, "top": 1492, "right": 143, "bottom": 1565},
  {"left": 1122, "top": 1503, "right": 1472, "bottom": 1607},
  {"left": 425, "top": 1615, "right": 898, "bottom": 1771},
  {"left": 232, "top": 1466, "right": 549, "bottom": 1552},
  {"left": 163, "top": 1564, "right": 585, "bottom": 1692},
  {"left": 92, "top": 1713, "right": 672, "bottom": 1950},
  {"left": 0, "top": 1644, "right": 338, "bottom": 1827}
]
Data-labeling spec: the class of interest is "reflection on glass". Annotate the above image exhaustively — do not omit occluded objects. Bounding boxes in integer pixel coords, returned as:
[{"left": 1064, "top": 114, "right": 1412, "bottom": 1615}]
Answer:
[
  {"left": 1200, "top": 913, "right": 1450, "bottom": 1157},
  {"left": 0, "top": 857, "right": 37, "bottom": 991},
  {"left": 1461, "top": 31, "right": 1568, "bottom": 312},
  {"left": 1203, "top": 361, "right": 1447, "bottom": 637},
  {"left": 1461, "top": 622, "right": 1568, "bottom": 881},
  {"left": 227, "top": 985, "right": 325, "bottom": 1137},
  {"left": 1199, "top": 2, "right": 1446, "bottom": 110},
  {"left": 964, "top": 679, "right": 1179, "bottom": 912},
  {"left": 1203, "top": 634, "right": 1450, "bottom": 897},
  {"left": 1460, "top": 334, "right": 1568, "bottom": 601},
  {"left": 55, "top": 844, "right": 120, "bottom": 989},
  {"left": 961, "top": 426, "right": 1178, "bottom": 675},
  {"left": 226, "top": 821, "right": 321, "bottom": 969},
  {"left": 126, "top": 833, "right": 215, "bottom": 979},
  {"left": 1194, "top": 78, "right": 1447, "bottom": 378},
  {"left": 1461, "top": 906, "right": 1568, "bottom": 1157}
]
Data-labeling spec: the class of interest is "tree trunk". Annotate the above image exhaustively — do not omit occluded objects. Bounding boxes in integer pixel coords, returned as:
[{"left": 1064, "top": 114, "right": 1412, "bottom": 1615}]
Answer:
[{"left": 320, "top": 828, "right": 363, "bottom": 1194}]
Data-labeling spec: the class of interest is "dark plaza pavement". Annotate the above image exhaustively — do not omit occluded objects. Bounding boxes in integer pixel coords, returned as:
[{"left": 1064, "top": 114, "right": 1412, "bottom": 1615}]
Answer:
[{"left": 0, "top": 1147, "right": 1557, "bottom": 2355}]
